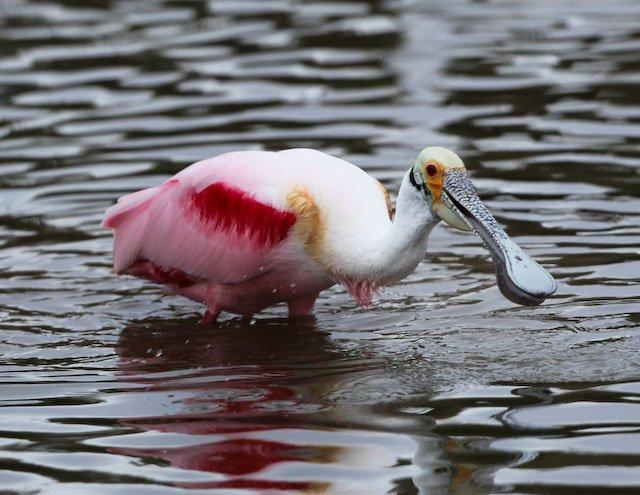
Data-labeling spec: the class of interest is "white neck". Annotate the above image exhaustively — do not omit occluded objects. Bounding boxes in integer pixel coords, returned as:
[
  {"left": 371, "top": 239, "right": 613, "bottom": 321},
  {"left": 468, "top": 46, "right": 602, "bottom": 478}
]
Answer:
[{"left": 341, "top": 170, "right": 439, "bottom": 284}]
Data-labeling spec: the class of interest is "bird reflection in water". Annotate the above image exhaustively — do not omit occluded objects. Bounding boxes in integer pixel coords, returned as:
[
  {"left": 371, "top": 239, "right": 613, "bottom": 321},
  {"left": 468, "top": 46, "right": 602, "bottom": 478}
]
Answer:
[
  {"left": 114, "top": 317, "right": 337, "bottom": 491},
  {"left": 113, "top": 316, "right": 470, "bottom": 493}
]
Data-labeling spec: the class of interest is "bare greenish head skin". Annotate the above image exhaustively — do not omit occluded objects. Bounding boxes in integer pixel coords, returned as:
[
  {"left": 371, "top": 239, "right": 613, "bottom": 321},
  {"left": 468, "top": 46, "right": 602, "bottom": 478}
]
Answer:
[
  {"left": 413, "top": 146, "right": 465, "bottom": 171},
  {"left": 412, "top": 147, "right": 469, "bottom": 230},
  {"left": 410, "top": 146, "right": 557, "bottom": 306}
]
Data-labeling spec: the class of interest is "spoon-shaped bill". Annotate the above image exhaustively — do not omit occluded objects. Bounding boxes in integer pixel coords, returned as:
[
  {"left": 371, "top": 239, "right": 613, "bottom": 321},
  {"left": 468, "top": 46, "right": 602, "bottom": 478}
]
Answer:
[{"left": 441, "top": 170, "right": 556, "bottom": 306}]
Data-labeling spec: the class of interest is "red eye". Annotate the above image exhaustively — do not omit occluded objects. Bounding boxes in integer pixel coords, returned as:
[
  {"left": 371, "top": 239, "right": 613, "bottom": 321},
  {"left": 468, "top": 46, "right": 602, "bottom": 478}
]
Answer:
[{"left": 426, "top": 164, "right": 437, "bottom": 177}]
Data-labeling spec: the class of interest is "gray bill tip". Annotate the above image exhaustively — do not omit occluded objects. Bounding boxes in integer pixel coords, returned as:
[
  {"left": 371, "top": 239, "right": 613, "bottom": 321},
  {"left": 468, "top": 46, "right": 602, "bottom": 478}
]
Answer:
[
  {"left": 492, "top": 236, "right": 557, "bottom": 306},
  {"left": 442, "top": 170, "right": 557, "bottom": 306}
]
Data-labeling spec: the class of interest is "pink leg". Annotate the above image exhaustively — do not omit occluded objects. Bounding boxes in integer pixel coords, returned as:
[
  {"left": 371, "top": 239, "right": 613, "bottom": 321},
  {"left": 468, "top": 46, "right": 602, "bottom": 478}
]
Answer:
[
  {"left": 171, "top": 283, "right": 222, "bottom": 324},
  {"left": 202, "top": 309, "right": 221, "bottom": 324},
  {"left": 287, "top": 294, "right": 318, "bottom": 318}
]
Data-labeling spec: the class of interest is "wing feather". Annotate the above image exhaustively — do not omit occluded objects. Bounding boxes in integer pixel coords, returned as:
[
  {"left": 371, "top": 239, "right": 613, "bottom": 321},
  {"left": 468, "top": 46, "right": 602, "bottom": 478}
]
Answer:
[{"left": 103, "top": 172, "right": 298, "bottom": 284}]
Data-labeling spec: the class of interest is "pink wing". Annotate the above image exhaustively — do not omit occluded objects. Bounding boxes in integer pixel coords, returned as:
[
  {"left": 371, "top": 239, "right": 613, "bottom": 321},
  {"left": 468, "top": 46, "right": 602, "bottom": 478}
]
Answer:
[{"left": 102, "top": 152, "right": 298, "bottom": 284}]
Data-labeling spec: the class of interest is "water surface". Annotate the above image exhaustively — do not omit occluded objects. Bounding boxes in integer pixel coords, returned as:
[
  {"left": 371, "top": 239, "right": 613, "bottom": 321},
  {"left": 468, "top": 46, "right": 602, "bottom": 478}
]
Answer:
[{"left": 1, "top": 0, "right": 640, "bottom": 493}]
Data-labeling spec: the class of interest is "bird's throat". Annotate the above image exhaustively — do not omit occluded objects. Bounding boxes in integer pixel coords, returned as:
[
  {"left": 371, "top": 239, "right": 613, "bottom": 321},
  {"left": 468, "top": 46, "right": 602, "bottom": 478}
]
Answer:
[{"left": 357, "top": 171, "right": 439, "bottom": 285}]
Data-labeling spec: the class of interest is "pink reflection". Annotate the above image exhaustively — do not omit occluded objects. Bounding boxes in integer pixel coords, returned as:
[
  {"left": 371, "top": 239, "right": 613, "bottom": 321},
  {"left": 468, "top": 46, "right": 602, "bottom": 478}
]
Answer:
[{"left": 114, "top": 320, "right": 335, "bottom": 492}]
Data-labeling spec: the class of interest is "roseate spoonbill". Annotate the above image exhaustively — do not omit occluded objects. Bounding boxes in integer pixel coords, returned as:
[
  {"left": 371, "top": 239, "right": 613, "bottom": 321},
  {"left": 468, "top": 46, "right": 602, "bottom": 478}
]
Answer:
[{"left": 103, "top": 147, "right": 556, "bottom": 322}]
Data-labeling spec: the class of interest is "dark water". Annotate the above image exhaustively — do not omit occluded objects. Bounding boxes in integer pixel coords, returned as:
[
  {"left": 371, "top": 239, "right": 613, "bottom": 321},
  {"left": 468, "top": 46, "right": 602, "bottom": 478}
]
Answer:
[{"left": 1, "top": 0, "right": 640, "bottom": 493}]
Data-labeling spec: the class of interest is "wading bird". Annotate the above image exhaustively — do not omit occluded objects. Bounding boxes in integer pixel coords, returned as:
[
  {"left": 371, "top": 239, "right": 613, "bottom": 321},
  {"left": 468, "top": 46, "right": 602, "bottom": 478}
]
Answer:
[{"left": 103, "top": 147, "right": 556, "bottom": 322}]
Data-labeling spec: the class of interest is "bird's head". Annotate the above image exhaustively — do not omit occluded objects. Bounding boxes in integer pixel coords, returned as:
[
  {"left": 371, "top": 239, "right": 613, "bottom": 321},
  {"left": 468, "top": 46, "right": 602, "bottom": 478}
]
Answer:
[{"left": 410, "top": 146, "right": 557, "bottom": 306}]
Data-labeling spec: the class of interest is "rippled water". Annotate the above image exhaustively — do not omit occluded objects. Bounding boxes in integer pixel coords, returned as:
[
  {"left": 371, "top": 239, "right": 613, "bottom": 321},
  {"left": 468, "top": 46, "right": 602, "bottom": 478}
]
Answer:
[{"left": 1, "top": 0, "right": 640, "bottom": 493}]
